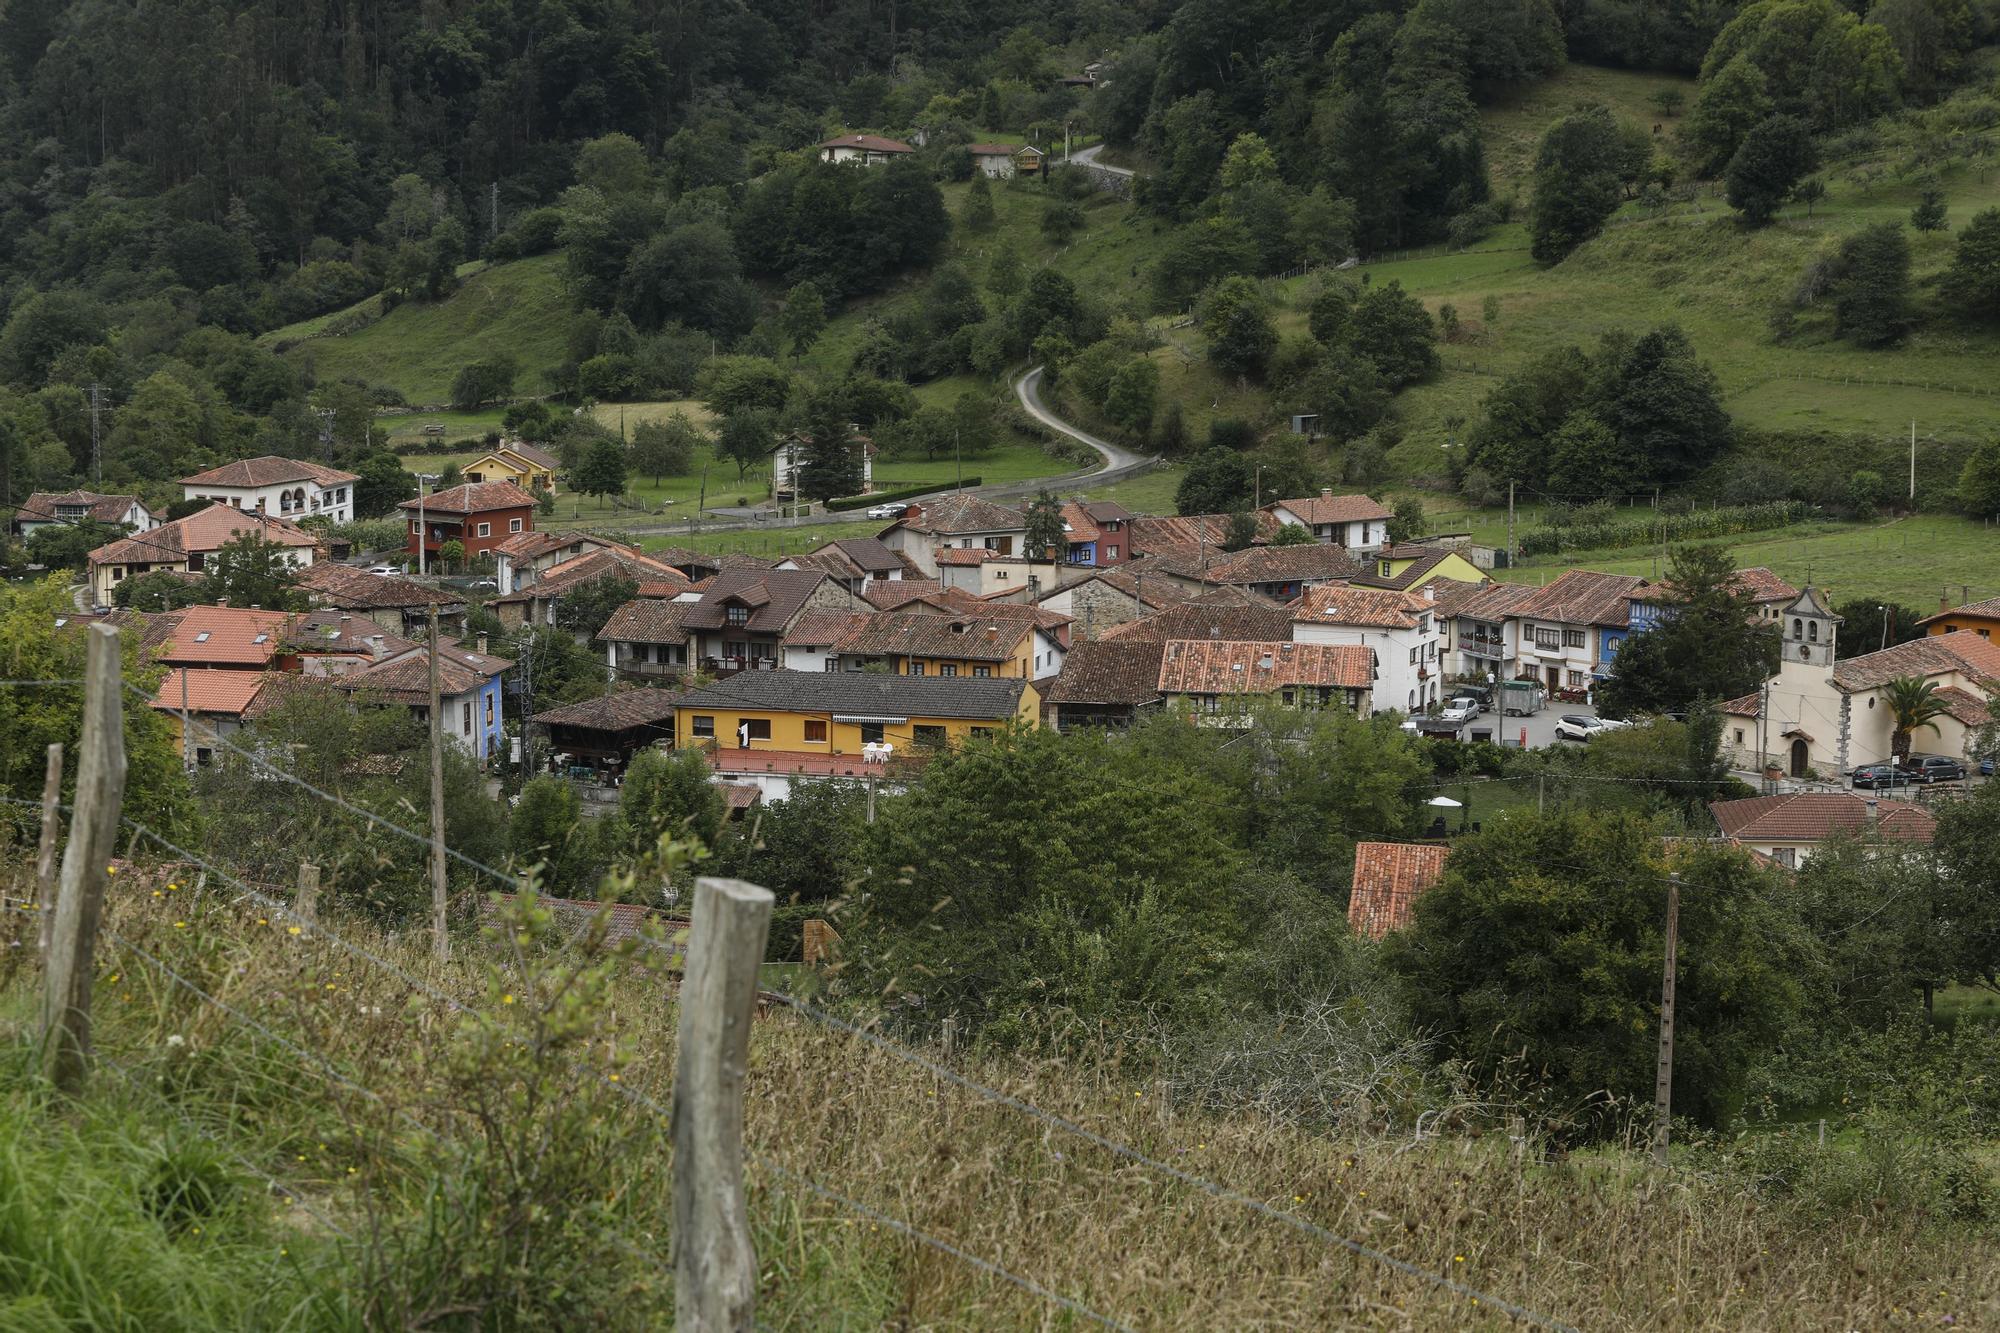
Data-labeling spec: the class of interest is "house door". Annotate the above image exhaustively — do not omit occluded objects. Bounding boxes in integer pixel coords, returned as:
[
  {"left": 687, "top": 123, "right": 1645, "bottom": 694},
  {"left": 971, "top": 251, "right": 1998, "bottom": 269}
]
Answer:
[
  {"left": 1545, "top": 665, "right": 1562, "bottom": 690},
  {"left": 1789, "top": 738, "right": 1809, "bottom": 778}
]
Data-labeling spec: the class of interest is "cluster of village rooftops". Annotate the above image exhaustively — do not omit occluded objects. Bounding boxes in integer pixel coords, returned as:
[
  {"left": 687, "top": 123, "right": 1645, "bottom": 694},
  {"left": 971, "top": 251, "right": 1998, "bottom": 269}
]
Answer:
[{"left": 30, "top": 451, "right": 1996, "bottom": 939}]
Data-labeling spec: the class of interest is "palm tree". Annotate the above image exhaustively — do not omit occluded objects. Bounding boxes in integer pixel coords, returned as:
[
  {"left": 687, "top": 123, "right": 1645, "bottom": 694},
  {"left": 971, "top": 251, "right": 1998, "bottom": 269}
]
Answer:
[{"left": 1882, "top": 676, "right": 1951, "bottom": 765}]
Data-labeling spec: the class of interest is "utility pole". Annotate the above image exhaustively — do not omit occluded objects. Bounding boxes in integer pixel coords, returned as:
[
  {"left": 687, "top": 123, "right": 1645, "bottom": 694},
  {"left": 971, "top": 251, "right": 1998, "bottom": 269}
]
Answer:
[
  {"left": 87, "top": 384, "right": 104, "bottom": 485},
  {"left": 1652, "top": 874, "right": 1681, "bottom": 1168},
  {"left": 954, "top": 428, "right": 962, "bottom": 492},
  {"left": 315, "top": 407, "right": 336, "bottom": 465},
  {"left": 1909, "top": 420, "right": 1917, "bottom": 502},
  {"left": 1505, "top": 481, "right": 1515, "bottom": 566},
  {"left": 428, "top": 605, "right": 448, "bottom": 961}
]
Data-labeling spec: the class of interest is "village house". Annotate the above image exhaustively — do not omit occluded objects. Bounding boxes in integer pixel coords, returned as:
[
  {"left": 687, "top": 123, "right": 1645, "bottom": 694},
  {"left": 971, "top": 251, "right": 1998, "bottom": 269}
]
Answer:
[
  {"left": 876, "top": 493, "right": 1028, "bottom": 577},
  {"left": 1627, "top": 566, "right": 1800, "bottom": 632},
  {"left": 286, "top": 611, "right": 416, "bottom": 677},
  {"left": 1146, "top": 542, "right": 1363, "bottom": 602},
  {"left": 148, "top": 668, "right": 274, "bottom": 763},
  {"left": 332, "top": 641, "right": 512, "bottom": 763},
  {"left": 1155, "top": 639, "right": 1375, "bottom": 723},
  {"left": 934, "top": 549, "right": 1069, "bottom": 598},
  {"left": 85, "top": 504, "right": 319, "bottom": 607},
  {"left": 1505, "top": 569, "right": 1652, "bottom": 698},
  {"left": 179, "top": 456, "right": 360, "bottom": 525},
  {"left": 1099, "top": 600, "right": 1298, "bottom": 645},
  {"left": 966, "top": 142, "right": 1046, "bottom": 177},
  {"left": 1030, "top": 568, "right": 1188, "bottom": 640},
  {"left": 675, "top": 569, "right": 854, "bottom": 673},
  {"left": 1708, "top": 791, "right": 1936, "bottom": 868},
  {"left": 1262, "top": 490, "right": 1392, "bottom": 551},
  {"left": 1041, "top": 639, "right": 1168, "bottom": 731},
  {"left": 1919, "top": 592, "right": 2000, "bottom": 642},
  {"left": 672, "top": 670, "right": 1037, "bottom": 763},
  {"left": 1050, "top": 500, "right": 1134, "bottom": 568},
  {"left": 1347, "top": 842, "right": 1451, "bottom": 939},
  {"left": 770, "top": 427, "right": 875, "bottom": 501},
  {"left": 598, "top": 600, "right": 698, "bottom": 679},
  {"left": 399, "top": 480, "right": 539, "bottom": 566},
  {"left": 1127, "top": 511, "right": 1280, "bottom": 561},
  {"left": 1290, "top": 584, "right": 1439, "bottom": 715},
  {"left": 491, "top": 530, "right": 667, "bottom": 594},
  {"left": 462, "top": 440, "right": 560, "bottom": 493},
  {"left": 818, "top": 133, "right": 916, "bottom": 165},
  {"left": 489, "top": 546, "right": 692, "bottom": 631},
  {"left": 529, "top": 688, "right": 681, "bottom": 778},
  {"left": 1351, "top": 546, "right": 1486, "bottom": 593},
  {"left": 1721, "top": 587, "right": 2000, "bottom": 778},
  {"left": 12, "top": 490, "right": 157, "bottom": 537},
  {"left": 784, "top": 609, "right": 1067, "bottom": 680},
  {"left": 295, "top": 563, "right": 464, "bottom": 638},
  {"left": 776, "top": 537, "right": 916, "bottom": 594},
  {"left": 1428, "top": 580, "right": 1537, "bottom": 684}
]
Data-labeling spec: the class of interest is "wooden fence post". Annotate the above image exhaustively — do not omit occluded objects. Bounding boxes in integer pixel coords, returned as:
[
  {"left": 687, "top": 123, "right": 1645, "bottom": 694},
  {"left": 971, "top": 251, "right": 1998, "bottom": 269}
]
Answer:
[
  {"left": 42, "top": 625, "right": 127, "bottom": 1097},
  {"left": 35, "top": 743, "right": 62, "bottom": 955},
  {"left": 295, "top": 862, "right": 321, "bottom": 925},
  {"left": 672, "top": 876, "right": 773, "bottom": 1333}
]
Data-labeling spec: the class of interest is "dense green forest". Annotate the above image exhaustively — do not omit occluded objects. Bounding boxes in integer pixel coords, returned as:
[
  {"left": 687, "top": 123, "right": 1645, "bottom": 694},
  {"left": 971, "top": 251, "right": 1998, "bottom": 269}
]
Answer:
[{"left": 3, "top": 0, "right": 1999, "bottom": 529}]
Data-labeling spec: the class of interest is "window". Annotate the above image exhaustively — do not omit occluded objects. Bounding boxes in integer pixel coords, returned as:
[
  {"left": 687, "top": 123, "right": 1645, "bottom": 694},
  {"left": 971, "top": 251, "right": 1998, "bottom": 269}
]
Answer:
[
  {"left": 1773, "top": 847, "right": 1797, "bottom": 869},
  {"left": 1561, "top": 629, "right": 1586, "bottom": 648},
  {"left": 907, "top": 660, "right": 924, "bottom": 675},
  {"left": 1533, "top": 626, "right": 1559, "bottom": 650},
  {"left": 1807, "top": 620, "right": 1818, "bottom": 642},
  {"left": 1106, "top": 545, "right": 1119, "bottom": 559},
  {"left": 476, "top": 522, "right": 491, "bottom": 538},
  {"left": 462, "top": 701, "right": 472, "bottom": 732},
  {"left": 1408, "top": 646, "right": 1418, "bottom": 665},
  {"left": 824, "top": 658, "right": 840, "bottom": 672},
  {"left": 1792, "top": 618, "right": 1803, "bottom": 639},
  {"left": 859, "top": 722, "right": 885, "bottom": 744},
  {"left": 411, "top": 521, "right": 422, "bottom": 535},
  {"left": 971, "top": 726, "right": 995, "bottom": 737},
  {"left": 509, "top": 517, "right": 524, "bottom": 533},
  {"left": 1568, "top": 669, "right": 1589, "bottom": 686},
  {"left": 742, "top": 719, "right": 771, "bottom": 741},
  {"left": 692, "top": 716, "right": 715, "bottom": 738},
  {"left": 913, "top": 724, "right": 947, "bottom": 748},
  {"left": 972, "top": 666, "right": 991, "bottom": 677},
  {"left": 1734, "top": 728, "right": 1745, "bottom": 745},
  {"left": 726, "top": 605, "right": 749, "bottom": 626},
  {"left": 485, "top": 694, "right": 494, "bottom": 726},
  {"left": 939, "top": 663, "right": 957, "bottom": 677},
  {"left": 803, "top": 720, "right": 828, "bottom": 743}
]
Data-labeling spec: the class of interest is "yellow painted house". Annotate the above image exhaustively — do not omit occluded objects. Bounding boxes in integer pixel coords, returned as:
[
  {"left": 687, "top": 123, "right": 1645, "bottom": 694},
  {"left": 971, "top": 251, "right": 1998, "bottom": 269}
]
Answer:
[
  {"left": 672, "top": 669, "right": 1036, "bottom": 758},
  {"left": 1354, "top": 546, "right": 1485, "bottom": 592},
  {"left": 1919, "top": 593, "right": 2000, "bottom": 643},
  {"left": 462, "top": 441, "right": 560, "bottom": 493}
]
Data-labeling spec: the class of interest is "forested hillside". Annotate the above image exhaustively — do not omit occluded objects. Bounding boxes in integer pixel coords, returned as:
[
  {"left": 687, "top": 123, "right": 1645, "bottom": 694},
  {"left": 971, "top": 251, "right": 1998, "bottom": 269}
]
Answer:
[{"left": 3, "top": 0, "right": 2000, "bottom": 542}]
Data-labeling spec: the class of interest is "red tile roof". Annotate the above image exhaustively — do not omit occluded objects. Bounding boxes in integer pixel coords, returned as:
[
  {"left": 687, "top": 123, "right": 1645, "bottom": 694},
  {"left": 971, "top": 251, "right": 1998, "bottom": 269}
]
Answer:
[
  {"left": 1831, "top": 634, "right": 2000, "bottom": 692},
  {"left": 1267, "top": 493, "right": 1393, "bottom": 526},
  {"left": 680, "top": 570, "right": 831, "bottom": 633},
  {"left": 1511, "top": 570, "right": 1652, "bottom": 628},
  {"left": 396, "top": 480, "right": 538, "bottom": 516},
  {"left": 150, "top": 668, "right": 272, "bottom": 717},
  {"left": 836, "top": 612, "right": 1033, "bottom": 662},
  {"left": 1191, "top": 543, "right": 1363, "bottom": 587},
  {"left": 1101, "top": 602, "right": 1297, "bottom": 644},
  {"left": 18, "top": 490, "right": 145, "bottom": 525},
  {"left": 1292, "top": 583, "right": 1433, "bottom": 631},
  {"left": 89, "top": 504, "right": 318, "bottom": 566},
  {"left": 296, "top": 563, "right": 458, "bottom": 610},
  {"left": 1129, "top": 512, "right": 1280, "bottom": 557},
  {"left": 1348, "top": 842, "right": 1450, "bottom": 939},
  {"left": 530, "top": 687, "right": 684, "bottom": 730},
  {"left": 1042, "top": 641, "right": 1167, "bottom": 706},
  {"left": 1709, "top": 792, "right": 1937, "bottom": 844},
  {"left": 862, "top": 579, "right": 943, "bottom": 609},
  {"left": 887, "top": 493, "right": 1024, "bottom": 536},
  {"left": 1918, "top": 594, "right": 2000, "bottom": 626},
  {"left": 1157, "top": 639, "right": 1374, "bottom": 694},
  {"left": 935, "top": 547, "right": 1006, "bottom": 565},
  {"left": 597, "top": 599, "right": 698, "bottom": 644},
  {"left": 156, "top": 606, "right": 296, "bottom": 666},
  {"left": 493, "top": 549, "right": 691, "bottom": 605},
  {"left": 179, "top": 456, "right": 359, "bottom": 488},
  {"left": 819, "top": 133, "right": 914, "bottom": 153}
]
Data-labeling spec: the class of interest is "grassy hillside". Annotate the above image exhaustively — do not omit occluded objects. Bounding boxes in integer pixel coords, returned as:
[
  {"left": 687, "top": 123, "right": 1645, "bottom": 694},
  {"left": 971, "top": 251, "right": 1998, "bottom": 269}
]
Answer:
[{"left": 270, "top": 255, "right": 573, "bottom": 405}]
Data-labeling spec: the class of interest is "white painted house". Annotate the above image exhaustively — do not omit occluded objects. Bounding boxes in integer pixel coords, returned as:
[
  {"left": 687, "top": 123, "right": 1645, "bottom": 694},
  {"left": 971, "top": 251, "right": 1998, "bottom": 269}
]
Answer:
[
  {"left": 1289, "top": 583, "right": 1439, "bottom": 715},
  {"left": 179, "top": 456, "right": 360, "bottom": 525},
  {"left": 875, "top": 493, "right": 1027, "bottom": 577},
  {"left": 818, "top": 133, "right": 915, "bottom": 165},
  {"left": 1263, "top": 490, "right": 1392, "bottom": 551}
]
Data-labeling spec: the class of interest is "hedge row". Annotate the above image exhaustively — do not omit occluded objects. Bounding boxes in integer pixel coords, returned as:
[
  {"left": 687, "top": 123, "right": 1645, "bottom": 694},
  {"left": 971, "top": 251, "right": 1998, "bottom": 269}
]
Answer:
[
  {"left": 825, "top": 479, "right": 981, "bottom": 512},
  {"left": 1519, "top": 500, "right": 1809, "bottom": 557}
]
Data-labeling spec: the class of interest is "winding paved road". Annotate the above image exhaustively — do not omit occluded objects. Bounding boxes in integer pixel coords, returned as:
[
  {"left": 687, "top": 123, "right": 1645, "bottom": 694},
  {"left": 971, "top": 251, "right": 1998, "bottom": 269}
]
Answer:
[
  {"left": 1067, "top": 144, "right": 1135, "bottom": 177},
  {"left": 607, "top": 367, "right": 1156, "bottom": 537}
]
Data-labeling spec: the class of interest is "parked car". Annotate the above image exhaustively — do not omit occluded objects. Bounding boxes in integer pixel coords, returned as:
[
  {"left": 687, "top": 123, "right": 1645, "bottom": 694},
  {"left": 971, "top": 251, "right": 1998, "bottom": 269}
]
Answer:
[
  {"left": 366, "top": 565, "right": 400, "bottom": 577},
  {"left": 866, "top": 502, "right": 908, "bottom": 519},
  {"left": 1980, "top": 754, "right": 1996, "bottom": 777},
  {"left": 1908, "top": 755, "right": 1966, "bottom": 783},
  {"left": 1553, "top": 714, "right": 1605, "bottom": 742},
  {"left": 1448, "top": 693, "right": 1484, "bottom": 717},
  {"left": 1850, "top": 763, "right": 1912, "bottom": 790},
  {"left": 1438, "top": 701, "right": 1478, "bottom": 724},
  {"left": 469, "top": 577, "right": 498, "bottom": 591}
]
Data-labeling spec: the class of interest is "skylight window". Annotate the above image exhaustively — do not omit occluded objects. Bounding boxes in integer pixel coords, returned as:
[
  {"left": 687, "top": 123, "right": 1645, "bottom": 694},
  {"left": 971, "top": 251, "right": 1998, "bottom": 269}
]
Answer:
[
  {"left": 193, "top": 631, "right": 211, "bottom": 643},
  {"left": 252, "top": 633, "right": 269, "bottom": 644}
]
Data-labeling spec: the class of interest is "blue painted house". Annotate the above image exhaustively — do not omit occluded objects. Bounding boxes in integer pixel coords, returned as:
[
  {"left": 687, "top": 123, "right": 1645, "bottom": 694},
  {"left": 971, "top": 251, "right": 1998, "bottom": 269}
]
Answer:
[{"left": 335, "top": 640, "right": 513, "bottom": 763}]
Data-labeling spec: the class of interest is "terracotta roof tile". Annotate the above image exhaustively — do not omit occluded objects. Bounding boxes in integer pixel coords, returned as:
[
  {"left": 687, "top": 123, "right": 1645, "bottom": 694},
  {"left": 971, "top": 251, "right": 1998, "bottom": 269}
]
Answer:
[
  {"left": 493, "top": 549, "right": 690, "bottom": 604},
  {"left": 835, "top": 612, "right": 1033, "bottom": 662},
  {"left": 1292, "top": 583, "right": 1432, "bottom": 631},
  {"left": 1348, "top": 843, "right": 1450, "bottom": 939},
  {"left": 297, "top": 563, "right": 458, "bottom": 610},
  {"left": 680, "top": 570, "right": 831, "bottom": 633},
  {"left": 530, "top": 687, "right": 684, "bottom": 729},
  {"left": 1267, "top": 493, "right": 1393, "bottom": 526},
  {"left": 156, "top": 606, "right": 296, "bottom": 666},
  {"left": 598, "top": 599, "right": 698, "bottom": 644},
  {"left": 1710, "top": 792, "right": 1936, "bottom": 844},
  {"left": 819, "top": 133, "right": 914, "bottom": 153},
  {"left": 1918, "top": 594, "right": 2000, "bottom": 626},
  {"left": 1101, "top": 602, "right": 1297, "bottom": 644},
  {"left": 178, "top": 455, "right": 359, "bottom": 488},
  {"left": 1195, "top": 543, "right": 1363, "bottom": 586},
  {"left": 396, "top": 480, "right": 538, "bottom": 516},
  {"left": 1157, "top": 639, "right": 1374, "bottom": 693},
  {"left": 149, "top": 668, "right": 272, "bottom": 717},
  {"left": 673, "top": 669, "right": 1025, "bottom": 721},
  {"left": 1511, "top": 570, "right": 1652, "bottom": 628},
  {"left": 862, "top": 580, "right": 942, "bottom": 609},
  {"left": 785, "top": 609, "right": 872, "bottom": 646},
  {"left": 886, "top": 493, "right": 1024, "bottom": 536},
  {"left": 1042, "top": 641, "right": 1166, "bottom": 706},
  {"left": 18, "top": 490, "right": 145, "bottom": 525},
  {"left": 1831, "top": 634, "right": 2000, "bottom": 692},
  {"left": 89, "top": 504, "right": 317, "bottom": 567}
]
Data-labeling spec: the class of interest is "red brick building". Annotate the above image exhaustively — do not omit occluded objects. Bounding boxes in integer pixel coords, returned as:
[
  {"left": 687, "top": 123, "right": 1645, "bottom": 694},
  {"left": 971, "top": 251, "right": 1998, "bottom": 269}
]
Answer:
[{"left": 398, "top": 481, "right": 537, "bottom": 563}]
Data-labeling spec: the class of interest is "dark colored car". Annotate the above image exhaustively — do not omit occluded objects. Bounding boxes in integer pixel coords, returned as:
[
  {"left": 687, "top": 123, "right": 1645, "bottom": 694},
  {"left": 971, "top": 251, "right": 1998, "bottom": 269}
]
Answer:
[
  {"left": 1850, "top": 763, "right": 1911, "bottom": 790},
  {"left": 1909, "top": 755, "right": 1966, "bottom": 783}
]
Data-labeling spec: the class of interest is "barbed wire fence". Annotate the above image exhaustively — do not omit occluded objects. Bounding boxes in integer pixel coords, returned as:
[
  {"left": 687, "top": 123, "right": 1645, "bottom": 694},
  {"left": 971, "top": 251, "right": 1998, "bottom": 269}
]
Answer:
[{"left": 1, "top": 645, "right": 1586, "bottom": 1330}]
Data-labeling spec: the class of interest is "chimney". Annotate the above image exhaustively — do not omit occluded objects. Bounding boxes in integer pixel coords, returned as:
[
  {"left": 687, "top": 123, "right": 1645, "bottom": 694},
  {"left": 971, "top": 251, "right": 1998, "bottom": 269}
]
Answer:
[
  {"left": 1424, "top": 584, "right": 1436, "bottom": 602},
  {"left": 1321, "top": 486, "right": 1333, "bottom": 498},
  {"left": 1865, "top": 798, "right": 1879, "bottom": 832},
  {"left": 477, "top": 633, "right": 488, "bottom": 655},
  {"left": 215, "top": 598, "right": 227, "bottom": 608},
  {"left": 1942, "top": 592, "right": 1953, "bottom": 613},
  {"left": 365, "top": 634, "right": 385, "bottom": 657},
  {"left": 986, "top": 626, "right": 998, "bottom": 644}
]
